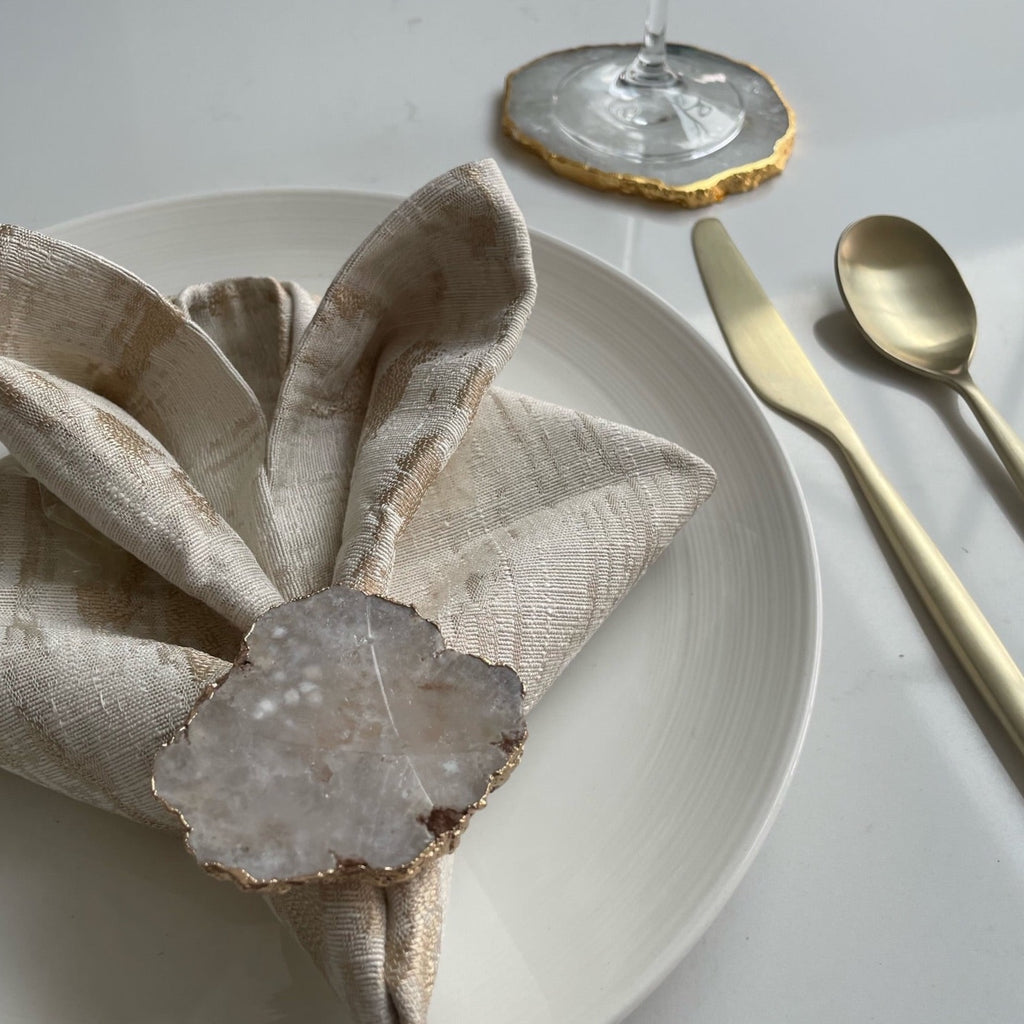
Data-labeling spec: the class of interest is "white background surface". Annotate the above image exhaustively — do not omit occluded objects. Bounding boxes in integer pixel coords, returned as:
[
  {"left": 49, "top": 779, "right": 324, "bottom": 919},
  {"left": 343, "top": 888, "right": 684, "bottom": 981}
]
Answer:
[{"left": 1, "top": 2, "right": 1022, "bottom": 1022}]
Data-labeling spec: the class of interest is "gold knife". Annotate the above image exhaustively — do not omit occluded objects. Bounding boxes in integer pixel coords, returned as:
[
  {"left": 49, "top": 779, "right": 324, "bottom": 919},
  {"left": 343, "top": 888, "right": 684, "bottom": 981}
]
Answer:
[{"left": 692, "top": 217, "right": 1024, "bottom": 759}]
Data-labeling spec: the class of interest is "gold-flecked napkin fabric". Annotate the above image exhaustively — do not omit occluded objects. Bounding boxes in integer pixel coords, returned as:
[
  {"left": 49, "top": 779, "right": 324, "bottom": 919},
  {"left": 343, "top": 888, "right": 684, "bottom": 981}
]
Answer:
[{"left": 0, "top": 160, "right": 715, "bottom": 1022}]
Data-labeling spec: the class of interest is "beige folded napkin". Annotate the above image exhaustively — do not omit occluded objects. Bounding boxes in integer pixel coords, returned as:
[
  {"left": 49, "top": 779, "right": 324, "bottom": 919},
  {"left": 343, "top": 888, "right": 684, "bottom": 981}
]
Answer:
[{"left": 0, "top": 160, "right": 715, "bottom": 1022}]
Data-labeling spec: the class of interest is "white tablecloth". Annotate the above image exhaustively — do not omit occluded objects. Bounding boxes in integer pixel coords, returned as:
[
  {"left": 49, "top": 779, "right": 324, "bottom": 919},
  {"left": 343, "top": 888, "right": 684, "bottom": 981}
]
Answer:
[{"left": 1, "top": 2, "right": 1022, "bottom": 1022}]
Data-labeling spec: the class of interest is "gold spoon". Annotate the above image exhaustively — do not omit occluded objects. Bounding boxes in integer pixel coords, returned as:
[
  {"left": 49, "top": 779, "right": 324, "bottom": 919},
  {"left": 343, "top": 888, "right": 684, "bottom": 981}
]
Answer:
[{"left": 835, "top": 214, "right": 1024, "bottom": 499}]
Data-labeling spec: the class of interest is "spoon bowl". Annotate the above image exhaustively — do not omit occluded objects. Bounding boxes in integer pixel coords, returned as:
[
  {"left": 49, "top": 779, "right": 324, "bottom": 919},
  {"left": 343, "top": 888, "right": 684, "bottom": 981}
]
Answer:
[
  {"left": 835, "top": 214, "right": 1024, "bottom": 500},
  {"left": 836, "top": 214, "right": 976, "bottom": 379}
]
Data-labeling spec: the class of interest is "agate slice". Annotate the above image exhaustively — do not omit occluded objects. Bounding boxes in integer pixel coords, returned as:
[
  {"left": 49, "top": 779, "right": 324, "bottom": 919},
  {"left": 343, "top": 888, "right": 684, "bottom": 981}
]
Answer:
[{"left": 153, "top": 586, "right": 526, "bottom": 888}]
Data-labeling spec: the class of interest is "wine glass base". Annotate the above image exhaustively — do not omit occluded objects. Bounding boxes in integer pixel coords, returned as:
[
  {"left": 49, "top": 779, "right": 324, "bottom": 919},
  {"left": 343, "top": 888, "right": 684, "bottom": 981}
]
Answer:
[
  {"left": 502, "top": 44, "right": 796, "bottom": 206},
  {"left": 552, "top": 53, "right": 745, "bottom": 163}
]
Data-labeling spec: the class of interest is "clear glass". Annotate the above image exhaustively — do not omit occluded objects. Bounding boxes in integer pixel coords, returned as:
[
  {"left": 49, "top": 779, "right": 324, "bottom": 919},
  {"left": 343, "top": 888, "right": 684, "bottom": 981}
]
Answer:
[{"left": 550, "top": 0, "right": 744, "bottom": 164}]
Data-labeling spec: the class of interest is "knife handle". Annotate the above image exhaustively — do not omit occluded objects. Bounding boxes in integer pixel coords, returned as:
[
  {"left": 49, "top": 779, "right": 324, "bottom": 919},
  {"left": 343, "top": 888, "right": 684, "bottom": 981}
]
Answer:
[{"left": 837, "top": 427, "right": 1024, "bottom": 757}]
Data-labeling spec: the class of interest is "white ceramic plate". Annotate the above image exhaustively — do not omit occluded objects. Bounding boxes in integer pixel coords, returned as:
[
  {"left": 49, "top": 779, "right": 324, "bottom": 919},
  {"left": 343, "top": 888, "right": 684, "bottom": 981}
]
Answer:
[{"left": 0, "top": 191, "right": 819, "bottom": 1024}]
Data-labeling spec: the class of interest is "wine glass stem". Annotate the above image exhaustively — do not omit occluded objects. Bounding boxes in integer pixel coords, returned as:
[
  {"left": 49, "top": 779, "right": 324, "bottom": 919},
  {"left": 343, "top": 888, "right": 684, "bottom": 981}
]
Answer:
[{"left": 622, "top": 0, "right": 677, "bottom": 88}]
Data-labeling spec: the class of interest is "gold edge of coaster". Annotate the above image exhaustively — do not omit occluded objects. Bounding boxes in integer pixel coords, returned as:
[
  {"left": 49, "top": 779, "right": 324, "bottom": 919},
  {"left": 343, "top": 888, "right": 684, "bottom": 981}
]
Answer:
[{"left": 501, "top": 49, "right": 797, "bottom": 208}]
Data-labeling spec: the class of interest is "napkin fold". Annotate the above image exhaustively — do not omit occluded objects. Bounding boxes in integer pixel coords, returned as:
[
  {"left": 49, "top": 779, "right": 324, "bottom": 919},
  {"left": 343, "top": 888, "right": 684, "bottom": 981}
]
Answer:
[{"left": 0, "top": 160, "right": 715, "bottom": 1022}]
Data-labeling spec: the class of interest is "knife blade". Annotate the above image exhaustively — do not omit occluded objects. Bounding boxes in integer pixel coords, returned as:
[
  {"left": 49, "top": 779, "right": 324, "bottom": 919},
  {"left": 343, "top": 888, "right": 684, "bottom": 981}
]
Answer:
[{"left": 693, "top": 216, "right": 1024, "bottom": 760}]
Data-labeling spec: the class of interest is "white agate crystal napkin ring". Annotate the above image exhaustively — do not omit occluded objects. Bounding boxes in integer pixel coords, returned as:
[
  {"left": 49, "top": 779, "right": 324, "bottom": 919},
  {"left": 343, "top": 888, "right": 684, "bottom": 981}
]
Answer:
[
  {"left": 153, "top": 585, "right": 528, "bottom": 888},
  {"left": 0, "top": 160, "right": 715, "bottom": 1023}
]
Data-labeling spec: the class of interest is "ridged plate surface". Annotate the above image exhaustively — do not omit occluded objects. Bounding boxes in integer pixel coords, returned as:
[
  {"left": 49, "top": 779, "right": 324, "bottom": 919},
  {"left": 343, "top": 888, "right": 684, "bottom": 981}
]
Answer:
[{"left": 0, "top": 190, "right": 820, "bottom": 1024}]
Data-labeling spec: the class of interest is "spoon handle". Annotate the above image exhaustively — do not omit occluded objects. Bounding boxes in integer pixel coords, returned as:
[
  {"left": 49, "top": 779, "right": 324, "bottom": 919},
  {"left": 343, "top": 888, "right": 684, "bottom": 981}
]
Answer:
[
  {"left": 955, "top": 374, "right": 1024, "bottom": 500},
  {"left": 836, "top": 423, "right": 1024, "bottom": 757}
]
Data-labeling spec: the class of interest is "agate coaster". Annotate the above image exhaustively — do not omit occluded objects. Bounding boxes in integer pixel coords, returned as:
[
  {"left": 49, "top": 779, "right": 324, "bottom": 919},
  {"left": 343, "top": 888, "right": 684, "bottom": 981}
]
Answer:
[{"left": 502, "top": 44, "right": 796, "bottom": 207}]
